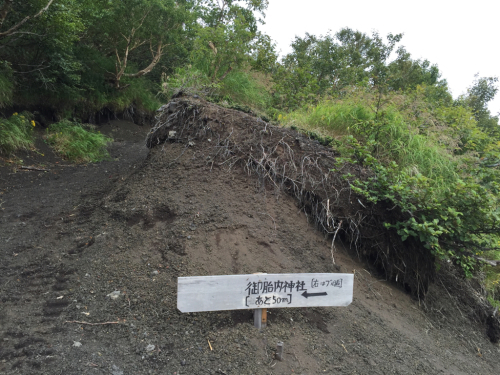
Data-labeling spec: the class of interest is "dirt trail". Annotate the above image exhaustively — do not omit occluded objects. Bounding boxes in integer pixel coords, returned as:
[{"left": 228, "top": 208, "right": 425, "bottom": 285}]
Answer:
[{"left": 0, "top": 105, "right": 499, "bottom": 375}]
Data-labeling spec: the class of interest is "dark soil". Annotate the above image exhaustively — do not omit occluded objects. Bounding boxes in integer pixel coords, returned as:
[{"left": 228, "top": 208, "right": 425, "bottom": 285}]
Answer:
[{"left": 0, "top": 100, "right": 499, "bottom": 375}]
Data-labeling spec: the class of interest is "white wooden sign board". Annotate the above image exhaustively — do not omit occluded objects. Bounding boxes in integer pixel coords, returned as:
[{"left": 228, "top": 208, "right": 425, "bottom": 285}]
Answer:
[{"left": 177, "top": 273, "right": 354, "bottom": 313}]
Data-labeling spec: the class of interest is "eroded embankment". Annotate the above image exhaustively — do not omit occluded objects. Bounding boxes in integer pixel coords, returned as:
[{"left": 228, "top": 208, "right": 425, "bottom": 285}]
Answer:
[
  {"left": 146, "top": 97, "right": 500, "bottom": 343},
  {"left": 2, "top": 112, "right": 499, "bottom": 375},
  {"left": 146, "top": 97, "right": 436, "bottom": 298}
]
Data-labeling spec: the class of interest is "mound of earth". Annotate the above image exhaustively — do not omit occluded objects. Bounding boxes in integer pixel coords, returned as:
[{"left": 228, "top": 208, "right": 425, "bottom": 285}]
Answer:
[{"left": 0, "top": 100, "right": 499, "bottom": 374}]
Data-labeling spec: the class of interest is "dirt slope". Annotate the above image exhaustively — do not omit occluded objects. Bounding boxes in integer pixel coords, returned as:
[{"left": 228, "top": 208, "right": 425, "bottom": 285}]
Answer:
[{"left": 0, "top": 102, "right": 499, "bottom": 375}]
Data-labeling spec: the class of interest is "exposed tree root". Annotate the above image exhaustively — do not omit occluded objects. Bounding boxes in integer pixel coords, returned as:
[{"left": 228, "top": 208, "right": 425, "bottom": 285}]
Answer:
[{"left": 146, "top": 96, "right": 499, "bottom": 342}]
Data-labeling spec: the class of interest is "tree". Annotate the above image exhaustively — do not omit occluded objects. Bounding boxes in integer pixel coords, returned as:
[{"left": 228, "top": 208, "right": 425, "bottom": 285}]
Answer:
[
  {"left": 191, "top": 0, "right": 269, "bottom": 82},
  {"left": 270, "top": 29, "right": 404, "bottom": 110},
  {"left": 0, "top": 0, "right": 85, "bottom": 108},
  {"left": 0, "top": 0, "right": 54, "bottom": 39},
  {"left": 456, "top": 75, "right": 499, "bottom": 136},
  {"left": 82, "top": 0, "right": 188, "bottom": 89},
  {"left": 270, "top": 28, "right": 453, "bottom": 112}
]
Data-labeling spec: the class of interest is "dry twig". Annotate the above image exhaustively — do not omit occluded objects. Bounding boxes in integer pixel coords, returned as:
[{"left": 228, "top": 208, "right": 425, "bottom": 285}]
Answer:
[
  {"left": 64, "top": 320, "right": 122, "bottom": 326},
  {"left": 330, "top": 220, "right": 343, "bottom": 267},
  {"left": 20, "top": 166, "right": 50, "bottom": 172}
]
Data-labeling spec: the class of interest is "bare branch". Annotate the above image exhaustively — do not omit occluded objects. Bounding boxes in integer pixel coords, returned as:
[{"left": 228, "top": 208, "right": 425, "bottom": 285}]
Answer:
[
  {"left": 65, "top": 320, "right": 122, "bottom": 326},
  {"left": 218, "top": 65, "right": 233, "bottom": 81},
  {"left": 135, "top": 7, "right": 151, "bottom": 32},
  {"left": 130, "top": 38, "right": 147, "bottom": 52},
  {"left": 116, "top": 83, "right": 130, "bottom": 91},
  {"left": 120, "top": 32, "right": 130, "bottom": 43},
  {"left": 123, "top": 41, "right": 163, "bottom": 79},
  {"left": 112, "top": 6, "right": 154, "bottom": 88},
  {"left": 115, "top": 48, "right": 122, "bottom": 68},
  {"left": 473, "top": 256, "right": 500, "bottom": 267},
  {"left": 20, "top": 166, "right": 50, "bottom": 172},
  {"left": 6, "top": 31, "right": 46, "bottom": 37},
  {"left": 14, "top": 65, "right": 49, "bottom": 74},
  {"left": 0, "top": 0, "right": 54, "bottom": 39}
]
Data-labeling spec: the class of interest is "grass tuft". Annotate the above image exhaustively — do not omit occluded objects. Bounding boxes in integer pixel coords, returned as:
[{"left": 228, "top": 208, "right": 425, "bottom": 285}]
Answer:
[
  {"left": 282, "top": 100, "right": 459, "bottom": 194},
  {"left": 218, "top": 70, "right": 270, "bottom": 111},
  {"left": 46, "top": 120, "right": 113, "bottom": 163},
  {"left": 0, "top": 112, "right": 35, "bottom": 155}
]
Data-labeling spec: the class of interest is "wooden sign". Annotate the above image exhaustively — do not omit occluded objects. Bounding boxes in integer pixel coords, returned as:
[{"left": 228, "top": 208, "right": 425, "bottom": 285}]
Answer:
[{"left": 177, "top": 273, "right": 354, "bottom": 313}]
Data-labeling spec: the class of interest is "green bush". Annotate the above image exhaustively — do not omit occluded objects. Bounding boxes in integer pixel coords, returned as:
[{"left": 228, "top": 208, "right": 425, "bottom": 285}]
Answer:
[
  {"left": 0, "top": 112, "right": 35, "bottom": 154},
  {"left": 218, "top": 70, "right": 270, "bottom": 111},
  {"left": 46, "top": 120, "right": 113, "bottom": 163},
  {"left": 282, "top": 91, "right": 500, "bottom": 285},
  {"left": 284, "top": 99, "right": 458, "bottom": 193},
  {"left": 159, "top": 66, "right": 219, "bottom": 99}
]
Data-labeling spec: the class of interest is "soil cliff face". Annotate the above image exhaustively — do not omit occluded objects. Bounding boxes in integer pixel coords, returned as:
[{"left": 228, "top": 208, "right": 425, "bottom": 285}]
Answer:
[
  {"left": 147, "top": 98, "right": 436, "bottom": 297},
  {"left": 0, "top": 101, "right": 499, "bottom": 374}
]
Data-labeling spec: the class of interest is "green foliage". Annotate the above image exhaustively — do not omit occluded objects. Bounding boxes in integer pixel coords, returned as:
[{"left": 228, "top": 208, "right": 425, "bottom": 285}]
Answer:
[
  {"left": 271, "top": 28, "right": 448, "bottom": 111},
  {"left": 455, "top": 75, "right": 499, "bottom": 138},
  {"left": 0, "top": 0, "right": 190, "bottom": 118},
  {"left": 160, "top": 65, "right": 220, "bottom": 98},
  {"left": 0, "top": 0, "right": 273, "bottom": 119},
  {"left": 0, "top": 112, "right": 35, "bottom": 154},
  {"left": 82, "top": 0, "right": 188, "bottom": 88},
  {"left": 103, "top": 78, "right": 161, "bottom": 113},
  {"left": 282, "top": 88, "right": 500, "bottom": 281},
  {"left": 2, "top": 1, "right": 500, "bottom": 301},
  {"left": 161, "top": 65, "right": 270, "bottom": 113},
  {"left": 486, "top": 262, "right": 500, "bottom": 304},
  {"left": 45, "top": 120, "right": 112, "bottom": 163},
  {"left": 192, "top": 0, "right": 270, "bottom": 83},
  {"left": 1, "top": 0, "right": 85, "bottom": 106},
  {"left": 217, "top": 70, "right": 270, "bottom": 110},
  {"left": 249, "top": 33, "right": 278, "bottom": 73}
]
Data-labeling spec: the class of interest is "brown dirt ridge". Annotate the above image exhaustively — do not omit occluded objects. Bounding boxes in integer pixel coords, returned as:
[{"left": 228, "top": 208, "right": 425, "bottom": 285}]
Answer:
[{"left": 0, "top": 98, "right": 499, "bottom": 374}]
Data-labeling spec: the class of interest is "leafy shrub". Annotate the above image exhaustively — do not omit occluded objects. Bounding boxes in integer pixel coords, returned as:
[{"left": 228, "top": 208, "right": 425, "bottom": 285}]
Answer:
[
  {"left": 160, "top": 66, "right": 271, "bottom": 115},
  {"left": 218, "top": 70, "right": 270, "bottom": 111},
  {"left": 160, "top": 66, "right": 219, "bottom": 99},
  {"left": 46, "top": 121, "right": 113, "bottom": 163},
  {"left": 283, "top": 90, "right": 500, "bottom": 284},
  {"left": 0, "top": 112, "right": 35, "bottom": 154}
]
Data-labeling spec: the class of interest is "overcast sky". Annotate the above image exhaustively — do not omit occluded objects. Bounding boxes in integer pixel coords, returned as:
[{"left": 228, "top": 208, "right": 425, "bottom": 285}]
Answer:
[{"left": 259, "top": 0, "right": 500, "bottom": 115}]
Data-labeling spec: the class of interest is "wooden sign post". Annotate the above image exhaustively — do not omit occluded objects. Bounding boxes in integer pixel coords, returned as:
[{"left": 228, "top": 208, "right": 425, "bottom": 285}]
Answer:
[
  {"left": 177, "top": 273, "right": 354, "bottom": 328},
  {"left": 253, "top": 273, "right": 267, "bottom": 329}
]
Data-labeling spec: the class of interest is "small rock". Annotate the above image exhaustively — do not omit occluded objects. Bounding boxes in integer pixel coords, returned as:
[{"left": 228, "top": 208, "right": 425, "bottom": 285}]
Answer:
[
  {"left": 168, "top": 102, "right": 178, "bottom": 112},
  {"left": 73, "top": 341, "right": 82, "bottom": 347},
  {"left": 111, "top": 364, "right": 124, "bottom": 375},
  {"left": 168, "top": 131, "right": 177, "bottom": 139},
  {"left": 106, "top": 291, "right": 121, "bottom": 300},
  {"left": 188, "top": 141, "right": 195, "bottom": 147},
  {"left": 146, "top": 344, "right": 155, "bottom": 352},
  {"left": 151, "top": 270, "right": 159, "bottom": 276},
  {"left": 181, "top": 360, "right": 186, "bottom": 366}
]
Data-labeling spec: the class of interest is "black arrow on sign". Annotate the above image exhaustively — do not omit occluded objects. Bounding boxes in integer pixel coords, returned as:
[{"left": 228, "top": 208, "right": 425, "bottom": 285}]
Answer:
[{"left": 301, "top": 291, "right": 328, "bottom": 298}]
